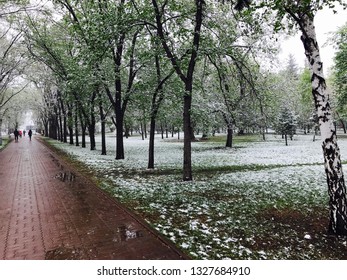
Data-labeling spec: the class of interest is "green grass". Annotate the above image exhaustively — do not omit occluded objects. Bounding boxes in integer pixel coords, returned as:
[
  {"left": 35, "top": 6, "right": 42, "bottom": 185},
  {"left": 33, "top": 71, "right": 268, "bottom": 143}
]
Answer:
[{"left": 0, "top": 137, "right": 11, "bottom": 151}]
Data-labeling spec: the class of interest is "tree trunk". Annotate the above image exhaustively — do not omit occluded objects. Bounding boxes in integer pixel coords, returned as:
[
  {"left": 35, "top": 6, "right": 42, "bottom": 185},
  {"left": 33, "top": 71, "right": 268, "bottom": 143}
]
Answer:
[
  {"left": 81, "top": 127, "right": 86, "bottom": 148},
  {"left": 63, "top": 113, "right": 68, "bottom": 143},
  {"left": 58, "top": 107, "right": 63, "bottom": 142},
  {"left": 222, "top": 112, "right": 234, "bottom": 148},
  {"left": 183, "top": 92, "right": 193, "bottom": 181},
  {"left": 141, "top": 122, "right": 144, "bottom": 140},
  {"left": 101, "top": 120, "right": 106, "bottom": 155},
  {"left": 44, "top": 121, "right": 49, "bottom": 137},
  {"left": 68, "top": 106, "right": 74, "bottom": 145},
  {"left": 88, "top": 124, "right": 96, "bottom": 151},
  {"left": 99, "top": 95, "right": 106, "bottom": 155},
  {"left": 124, "top": 122, "right": 130, "bottom": 139},
  {"left": 115, "top": 107, "right": 124, "bottom": 159},
  {"left": 151, "top": 0, "right": 204, "bottom": 181},
  {"left": 340, "top": 119, "right": 346, "bottom": 134},
  {"left": 59, "top": 95, "right": 68, "bottom": 143},
  {"left": 49, "top": 114, "right": 57, "bottom": 140},
  {"left": 300, "top": 14, "right": 347, "bottom": 235},
  {"left": 89, "top": 104, "right": 96, "bottom": 151},
  {"left": 226, "top": 125, "right": 233, "bottom": 148},
  {"left": 148, "top": 116, "right": 156, "bottom": 169},
  {"left": 74, "top": 105, "right": 79, "bottom": 147},
  {"left": 79, "top": 110, "right": 86, "bottom": 148}
]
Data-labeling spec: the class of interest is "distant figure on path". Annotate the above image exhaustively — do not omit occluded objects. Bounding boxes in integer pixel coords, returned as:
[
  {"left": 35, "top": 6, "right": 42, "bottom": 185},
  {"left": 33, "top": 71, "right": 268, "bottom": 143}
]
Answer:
[
  {"left": 28, "top": 129, "right": 32, "bottom": 141},
  {"left": 14, "top": 129, "right": 19, "bottom": 142},
  {"left": 23, "top": 130, "right": 26, "bottom": 137}
]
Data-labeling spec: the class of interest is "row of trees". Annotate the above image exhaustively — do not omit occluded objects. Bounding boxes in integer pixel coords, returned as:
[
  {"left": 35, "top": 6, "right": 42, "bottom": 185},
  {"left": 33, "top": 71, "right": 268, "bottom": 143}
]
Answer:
[
  {"left": 0, "top": 1, "right": 28, "bottom": 145},
  {"left": 22, "top": 0, "right": 276, "bottom": 175},
  {"left": 2, "top": 0, "right": 347, "bottom": 235},
  {"left": 22, "top": 2, "right": 314, "bottom": 159}
]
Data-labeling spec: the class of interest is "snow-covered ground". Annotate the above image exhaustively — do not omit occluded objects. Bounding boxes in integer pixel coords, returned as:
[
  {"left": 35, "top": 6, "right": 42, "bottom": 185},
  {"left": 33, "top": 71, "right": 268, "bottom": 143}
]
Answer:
[{"left": 49, "top": 133, "right": 347, "bottom": 259}]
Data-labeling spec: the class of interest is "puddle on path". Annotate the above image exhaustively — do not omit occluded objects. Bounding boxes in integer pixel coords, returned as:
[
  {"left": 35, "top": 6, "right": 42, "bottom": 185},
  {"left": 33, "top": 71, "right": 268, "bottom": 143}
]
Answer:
[
  {"left": 115, "top": 225, "right": 144, "bottom": 242},
  {"left": 54, "top": 171, "right": 76, "bottom": 182}
]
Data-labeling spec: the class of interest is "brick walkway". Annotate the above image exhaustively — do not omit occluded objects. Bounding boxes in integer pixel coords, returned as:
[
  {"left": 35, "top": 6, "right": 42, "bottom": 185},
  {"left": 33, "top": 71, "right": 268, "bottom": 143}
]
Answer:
[{"left": 0, "top": 136, "right": 187, "bottom": 260}]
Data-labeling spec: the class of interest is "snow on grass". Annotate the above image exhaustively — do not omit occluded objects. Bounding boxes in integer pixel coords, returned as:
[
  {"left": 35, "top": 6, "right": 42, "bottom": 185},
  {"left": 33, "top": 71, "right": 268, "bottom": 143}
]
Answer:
[{"left": 49, "top": 133, "right": 347, "bottom": 259}]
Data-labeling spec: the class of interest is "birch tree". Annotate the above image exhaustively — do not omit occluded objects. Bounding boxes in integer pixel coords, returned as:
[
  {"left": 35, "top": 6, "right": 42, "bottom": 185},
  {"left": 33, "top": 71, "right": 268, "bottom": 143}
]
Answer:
[{"left": 238, "top": 0, "right": 347, "bottom": 235}]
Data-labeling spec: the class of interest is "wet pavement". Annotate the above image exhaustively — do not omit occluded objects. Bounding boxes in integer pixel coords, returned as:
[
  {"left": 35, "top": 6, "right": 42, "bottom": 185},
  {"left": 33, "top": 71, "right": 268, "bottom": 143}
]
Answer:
[{"left": 0, "top": 136, "right": 187, "bottom": 260}]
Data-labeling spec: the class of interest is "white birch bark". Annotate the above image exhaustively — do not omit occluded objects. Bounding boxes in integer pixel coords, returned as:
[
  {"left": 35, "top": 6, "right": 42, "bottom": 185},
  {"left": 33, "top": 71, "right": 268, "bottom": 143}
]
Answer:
[{"left": 300, "top": 14, "right": 347, "bottom": 235}]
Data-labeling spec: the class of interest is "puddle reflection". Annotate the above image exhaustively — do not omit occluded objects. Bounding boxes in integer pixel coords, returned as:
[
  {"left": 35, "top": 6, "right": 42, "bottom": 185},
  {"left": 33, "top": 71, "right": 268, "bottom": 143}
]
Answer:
[
  {"left": 54, "top": 171, "right": 76, "bottom": 182},
  {"left": 115, "top": 225, "right": 143, "bottom": 242}
]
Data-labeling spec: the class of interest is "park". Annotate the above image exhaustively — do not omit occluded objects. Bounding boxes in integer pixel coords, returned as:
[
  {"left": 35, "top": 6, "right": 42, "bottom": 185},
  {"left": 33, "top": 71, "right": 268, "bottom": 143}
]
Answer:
[{"left": 1, "top": 0, "right": 347, "bottom": 262}]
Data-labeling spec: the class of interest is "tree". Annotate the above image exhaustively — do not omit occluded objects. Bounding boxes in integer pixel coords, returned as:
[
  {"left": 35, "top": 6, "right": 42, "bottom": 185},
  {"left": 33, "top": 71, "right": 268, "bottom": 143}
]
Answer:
[
  {"left": 275, "top": 106, "right": 296, "bottom": 146},
  {"left": 51, "top": 0, "right": 139, "bottom": 158},
  {"left": 151, "top": 0, "right": 205, "bottom": 181},
  {"left": 242, "top": 0, "right": 347, "bottom": 235}
]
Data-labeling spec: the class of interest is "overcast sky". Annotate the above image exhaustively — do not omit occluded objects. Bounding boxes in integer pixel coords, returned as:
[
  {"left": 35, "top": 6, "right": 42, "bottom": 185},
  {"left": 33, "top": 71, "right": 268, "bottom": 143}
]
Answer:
[{"left": 279, "top": 6, "right": 347, "bottom": 74}]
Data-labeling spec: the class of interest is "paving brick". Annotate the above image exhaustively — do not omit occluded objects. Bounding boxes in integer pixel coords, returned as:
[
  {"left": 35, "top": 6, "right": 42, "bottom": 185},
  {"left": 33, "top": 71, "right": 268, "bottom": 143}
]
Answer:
[{"left": 0, "top": 137, "right": 187, "bottom": 260}]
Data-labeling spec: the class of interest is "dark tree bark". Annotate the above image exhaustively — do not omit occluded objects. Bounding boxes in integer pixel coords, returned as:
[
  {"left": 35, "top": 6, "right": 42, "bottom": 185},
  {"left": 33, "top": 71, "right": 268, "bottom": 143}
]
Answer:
[
  {"left": 44, "top": 120, "right": 49, "bottom": 137},
  {"left": 57, "top": 104, "right": 63, "bottom": 142},
  {"left": 78, "top": 105, "right": 86, "bottom": 148},
  {"left": 67, "top": 104, "right": 74, "bottom": 145},
  {"left": 88, "top": 98, "right": 96, "bottom": 151},
  {"left": 148, "top": 117, "right": 156, "bottom": 169},
  {"left": 99, "top": 93, "right": 106, "bottom": 155},
  {"left": 141, "top": 122, "right": 144, "bottom": 140},
  {"left": 226, "top": 126, "right": 233, "bottom": 148},
  {"left": 48, "top": 113, "right": 58, "bottom": 140},
  {"left": 74, "top": 103, "right": 79, "bottom": 147}
]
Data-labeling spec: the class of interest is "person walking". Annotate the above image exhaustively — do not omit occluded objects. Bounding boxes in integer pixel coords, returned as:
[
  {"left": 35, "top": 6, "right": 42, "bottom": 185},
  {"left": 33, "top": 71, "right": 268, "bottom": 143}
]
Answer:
[
  {"left": 28, "top": 129, "right": 32, "bottom": 141},
  {"left": 14, "top": 129, "right": 19, "bottom": 142}
]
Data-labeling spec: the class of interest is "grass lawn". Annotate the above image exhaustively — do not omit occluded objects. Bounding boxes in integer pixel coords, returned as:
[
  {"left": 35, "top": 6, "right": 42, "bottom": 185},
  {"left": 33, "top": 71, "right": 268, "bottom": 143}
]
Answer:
[
  {"left": 48, "top": 132, "right": 347, "bottom": 259},
  {"left": 0, "top": 136, "right": 11, "bottom": 151}
]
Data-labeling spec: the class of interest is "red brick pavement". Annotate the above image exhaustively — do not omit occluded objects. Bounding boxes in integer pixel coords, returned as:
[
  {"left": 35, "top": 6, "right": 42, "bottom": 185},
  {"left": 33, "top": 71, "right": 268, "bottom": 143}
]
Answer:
[{"left": 0, "top": 136, "right": 187, "bottom": 260}]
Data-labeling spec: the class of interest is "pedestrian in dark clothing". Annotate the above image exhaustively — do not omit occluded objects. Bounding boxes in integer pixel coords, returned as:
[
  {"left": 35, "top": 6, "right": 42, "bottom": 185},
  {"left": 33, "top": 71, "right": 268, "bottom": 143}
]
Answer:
[
  {"left": 14, "top": 129, "right": 19, "bottom": 142},
  {"left": 28, "top": 129, "right": 32, "bottom": 141}
]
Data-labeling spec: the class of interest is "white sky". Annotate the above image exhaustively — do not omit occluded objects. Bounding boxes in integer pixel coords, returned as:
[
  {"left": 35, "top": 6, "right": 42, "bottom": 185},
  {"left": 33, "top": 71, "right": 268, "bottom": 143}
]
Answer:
[{"left": 279, "top": 5, "right": 347, "bottom": 74}]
